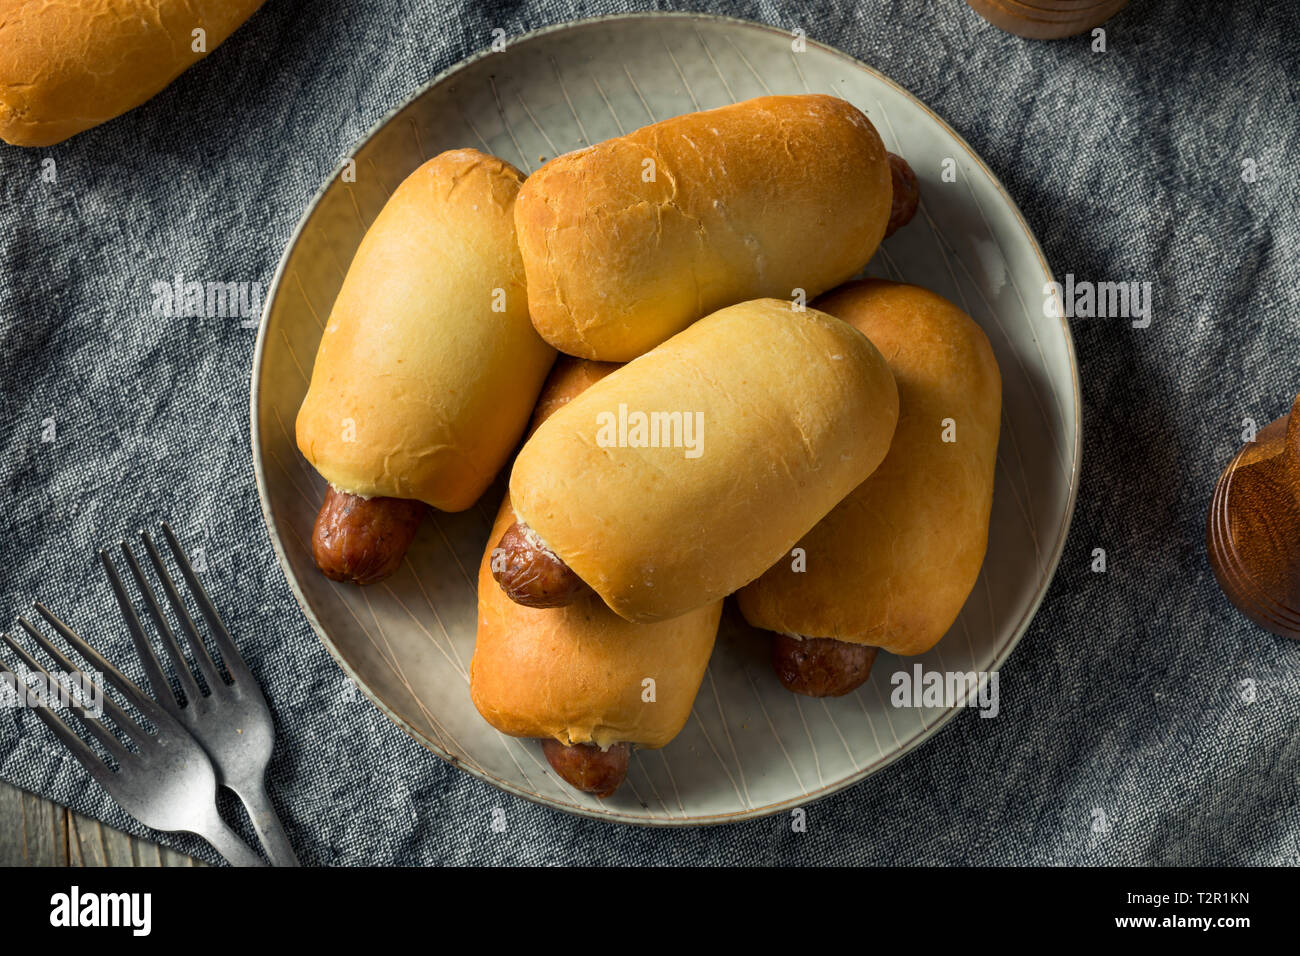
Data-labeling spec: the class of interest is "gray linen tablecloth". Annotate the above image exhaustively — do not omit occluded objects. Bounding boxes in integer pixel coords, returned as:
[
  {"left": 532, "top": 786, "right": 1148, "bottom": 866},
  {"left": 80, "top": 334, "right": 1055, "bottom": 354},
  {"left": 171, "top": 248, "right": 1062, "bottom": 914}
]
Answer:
[{"left": 1, "top": 0, "right": 1297, "bottom": 865}]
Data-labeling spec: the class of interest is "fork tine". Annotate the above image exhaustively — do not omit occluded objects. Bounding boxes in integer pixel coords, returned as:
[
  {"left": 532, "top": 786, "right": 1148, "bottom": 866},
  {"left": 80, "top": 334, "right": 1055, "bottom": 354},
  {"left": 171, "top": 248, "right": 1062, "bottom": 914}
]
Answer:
[
  {"left": 0, "top": 656, "right": 116, "bottom": 789},
  {"left": 33, "top": 602, "right": 173, "bottom": 731},
  {"left": 2, "top": 629, "right": 133, "bottom": 764},
  {"left": 159, "top": 522, "right": 252, "bottom": 682},
  {"left": 138, "top": 529, "right": 225, "bottom": 690},
  {"left": 13, "top": 618, "right": 145, "bottom": 746},
  {"left": 107, "top": 543, "right": 201, "bottom": 710}
]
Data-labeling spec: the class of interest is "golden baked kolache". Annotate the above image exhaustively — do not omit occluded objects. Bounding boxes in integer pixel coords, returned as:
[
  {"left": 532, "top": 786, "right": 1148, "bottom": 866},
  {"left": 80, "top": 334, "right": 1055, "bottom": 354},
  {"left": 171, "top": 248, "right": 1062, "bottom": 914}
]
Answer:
[
  {"left": 738, "top": 280, "right": 1002, "bottom": 695},
  {"left": 471, "top": 359, "right": 722, "bottom": 799},
  {"left": 513, "top": 95, "right": 895, "bottom": 361},
  {"left": 504, "top": 298, "right": 900, "bottom": 623},
  {"left": 297, "top": 148, "right": 555, "bottom": 511},
  {"left": 0, "top": 0, "right": 267, "bottom": 147},
  {"left": 296, "top": 148, "right": 556, "bottom": 585}
]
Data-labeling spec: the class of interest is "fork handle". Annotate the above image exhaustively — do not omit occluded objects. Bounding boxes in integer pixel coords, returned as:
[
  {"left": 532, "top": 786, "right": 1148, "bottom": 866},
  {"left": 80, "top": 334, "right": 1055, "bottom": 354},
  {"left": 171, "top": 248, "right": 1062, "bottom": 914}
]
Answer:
[
  {"left": 233, "top": 778, "right": 301, "bottom": 867},
  {"left": 197, "top": 819, "right": 267, "bottom": 868}
]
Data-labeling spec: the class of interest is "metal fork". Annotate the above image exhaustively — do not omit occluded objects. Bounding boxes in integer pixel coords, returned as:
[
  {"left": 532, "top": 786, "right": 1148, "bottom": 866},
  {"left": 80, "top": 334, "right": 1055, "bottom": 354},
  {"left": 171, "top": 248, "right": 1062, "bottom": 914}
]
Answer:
[
  {"left": 0, "top": 607, "right": 264, "bottom": 866},
  {"left": 99, "top": 523, "right": 299, "bottom": 867}
]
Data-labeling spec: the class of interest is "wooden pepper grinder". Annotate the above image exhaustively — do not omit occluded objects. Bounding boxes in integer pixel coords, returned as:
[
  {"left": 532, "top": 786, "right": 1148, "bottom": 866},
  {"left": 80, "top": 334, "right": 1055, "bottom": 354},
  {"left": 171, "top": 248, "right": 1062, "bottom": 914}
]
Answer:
[
  {"left": 964, "top": 0, "right": 1131, "bottom": 40},
  {"left": 1207, "top": 393, "right": 1300, "bottom": 639}
]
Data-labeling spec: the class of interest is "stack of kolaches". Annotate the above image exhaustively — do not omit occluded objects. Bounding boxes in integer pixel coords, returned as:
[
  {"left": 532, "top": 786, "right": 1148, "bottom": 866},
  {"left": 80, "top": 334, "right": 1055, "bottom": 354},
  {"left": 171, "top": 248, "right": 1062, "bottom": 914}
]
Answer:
[{"left": 295, "top": 94, "right": 1001, "bottom": 798}]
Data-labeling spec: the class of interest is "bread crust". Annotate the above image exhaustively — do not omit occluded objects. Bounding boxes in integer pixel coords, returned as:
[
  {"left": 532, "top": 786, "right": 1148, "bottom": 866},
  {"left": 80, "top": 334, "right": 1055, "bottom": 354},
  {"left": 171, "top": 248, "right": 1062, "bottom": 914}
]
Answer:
[
  {"left": 471, "top": 359, "right": 721, "bottom": 749},
  {"left": 514, "top": 94, "right": 893, "bottom": 361},
  {"left": 509, "top": 298, "right": 900, "bottom": 623},
  {"left": 737, "top": 280, "right": 1002, "bottom": 656},
  {"left": 0, "top": 0, "right": 266, "bottom": 146},
  {"left": 296, "top": 149, "right": 556, "bottom": 511}
]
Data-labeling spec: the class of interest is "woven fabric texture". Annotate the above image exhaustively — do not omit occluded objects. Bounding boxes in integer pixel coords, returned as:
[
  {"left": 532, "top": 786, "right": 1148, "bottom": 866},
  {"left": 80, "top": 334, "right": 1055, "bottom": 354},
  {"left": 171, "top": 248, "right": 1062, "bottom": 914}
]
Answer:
[{"left": 1, "top": 0, "right": 1297, "bottom": 865}]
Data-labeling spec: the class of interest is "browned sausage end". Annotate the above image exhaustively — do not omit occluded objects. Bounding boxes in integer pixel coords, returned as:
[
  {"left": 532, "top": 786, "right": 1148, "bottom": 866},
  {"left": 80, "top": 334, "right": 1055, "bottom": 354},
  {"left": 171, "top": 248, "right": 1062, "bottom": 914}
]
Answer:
[
  {"left": 771, "top": 633, "right": 879, "bottom": 698},
  {"left": 492, "top": 520, "right": 591, "bottom": 608},
  {"left": 885, "top": 152, "right": 919, "bottom": 238},
  {"left": 541, "top": 739, "right": 630, "bottom": 798},
  {"left": 312, "top": 487, "right": 426, "bottom": 585}
]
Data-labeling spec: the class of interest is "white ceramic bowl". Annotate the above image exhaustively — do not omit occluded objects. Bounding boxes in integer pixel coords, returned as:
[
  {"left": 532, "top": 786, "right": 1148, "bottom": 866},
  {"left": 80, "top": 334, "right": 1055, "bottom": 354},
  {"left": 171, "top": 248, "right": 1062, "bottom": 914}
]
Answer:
[{"left": 251, "top": 12, "right": 1080, "bottom": 825}]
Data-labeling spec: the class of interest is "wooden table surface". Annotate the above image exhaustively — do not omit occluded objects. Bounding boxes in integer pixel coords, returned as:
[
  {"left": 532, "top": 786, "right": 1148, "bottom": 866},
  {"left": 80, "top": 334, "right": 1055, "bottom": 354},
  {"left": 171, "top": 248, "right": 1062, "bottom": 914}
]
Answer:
[{"left": 0, "top": 779, "right": 201, "bottom": 866}]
